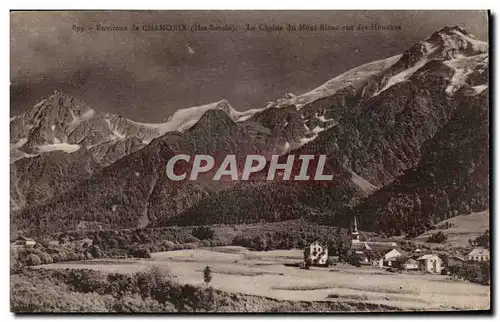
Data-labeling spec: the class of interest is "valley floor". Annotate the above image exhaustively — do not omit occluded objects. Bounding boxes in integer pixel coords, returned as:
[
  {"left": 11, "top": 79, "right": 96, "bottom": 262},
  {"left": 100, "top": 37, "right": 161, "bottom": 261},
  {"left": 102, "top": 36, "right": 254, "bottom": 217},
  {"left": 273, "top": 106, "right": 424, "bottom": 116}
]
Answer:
[{"left": 37, "top": 246, "right": 490, "bottom": 311}]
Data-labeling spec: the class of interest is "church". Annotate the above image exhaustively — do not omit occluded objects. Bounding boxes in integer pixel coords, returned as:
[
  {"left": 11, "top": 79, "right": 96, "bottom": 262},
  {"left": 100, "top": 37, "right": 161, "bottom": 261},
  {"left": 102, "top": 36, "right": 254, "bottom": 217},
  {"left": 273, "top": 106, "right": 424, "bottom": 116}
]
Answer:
[{"left": 348, "top": 216, "right": 401, "bottom": 266}]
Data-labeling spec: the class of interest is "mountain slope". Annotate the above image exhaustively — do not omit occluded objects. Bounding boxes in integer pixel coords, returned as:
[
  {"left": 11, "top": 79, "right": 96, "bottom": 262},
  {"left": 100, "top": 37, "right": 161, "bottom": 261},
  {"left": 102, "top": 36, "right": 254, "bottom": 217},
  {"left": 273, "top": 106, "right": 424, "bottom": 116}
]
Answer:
[
  {"left": 12, "top": 110, "right": 283, "bottom": 234},
  {"left": 10, "top": 148, "right": 101, "bottom": 211},
  {"left": 160, "top": 26, "right": 489, "bottom": 228},
  {"left": 348, "top": 89, "right": 489, "bottom": 237}
]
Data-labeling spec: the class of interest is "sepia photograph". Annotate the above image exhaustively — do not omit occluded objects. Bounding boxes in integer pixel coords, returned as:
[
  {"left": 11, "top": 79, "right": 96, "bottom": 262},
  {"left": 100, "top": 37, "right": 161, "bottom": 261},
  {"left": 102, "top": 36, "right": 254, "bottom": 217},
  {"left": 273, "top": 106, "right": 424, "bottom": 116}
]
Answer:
[{"left": 9, "top": 10, "right": 490, "bottom": 313}]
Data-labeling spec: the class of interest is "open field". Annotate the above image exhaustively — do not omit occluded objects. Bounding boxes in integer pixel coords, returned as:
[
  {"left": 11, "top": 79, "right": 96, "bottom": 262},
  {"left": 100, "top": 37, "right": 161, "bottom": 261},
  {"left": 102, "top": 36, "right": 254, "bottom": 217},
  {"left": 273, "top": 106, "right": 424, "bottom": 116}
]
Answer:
[
  {"left": 414, "top": 211, "right": 489, "bottom": 247},
  {"left": 37, "top": 246, "right": 490, "bottom": 311}
]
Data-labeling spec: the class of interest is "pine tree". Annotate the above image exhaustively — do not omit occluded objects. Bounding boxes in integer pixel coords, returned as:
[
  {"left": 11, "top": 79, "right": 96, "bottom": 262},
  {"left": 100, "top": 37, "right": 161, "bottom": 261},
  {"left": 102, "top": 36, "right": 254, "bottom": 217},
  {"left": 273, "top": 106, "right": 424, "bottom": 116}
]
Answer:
[{"left": 203, "top": 266, "right": 212, "bottom": 285}]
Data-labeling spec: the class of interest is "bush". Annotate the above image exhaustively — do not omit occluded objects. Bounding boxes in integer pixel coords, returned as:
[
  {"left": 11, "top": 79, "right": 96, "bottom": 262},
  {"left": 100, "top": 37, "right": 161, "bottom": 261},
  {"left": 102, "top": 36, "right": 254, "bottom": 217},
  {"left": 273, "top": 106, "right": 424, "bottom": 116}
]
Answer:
[
  {"left": 10, "top": 250, "right": 22, "bottom": 273},
  {"left": 346, "top": 254, "right": 362, "bottom": 268},
  {"left": 39, "top": 252, "right": 53, "bottom": 264},
  {"left": 391, "top": 256, "right": 407, "bottom": 270},
  {"left": 427, "top": 231, "right": 447, "bottom": 243},
  {"left": 51, "top": 253, "right": 61, "bottom": 263},
  {"left": 10, "top": 274, "right": 111, "bottom": 312},
  {"left": 448, "top": 262, "right": 490, "bottom": 285},
  {"left": 128, "top": 246, "right": 151, "bottom": 259},
  {"left": 192, "top": 227, "right": 215, "bottom": 240},
  {"left": 184, "top": 242, "right": 199, "bottom": 249},
  {"left": 26, "top": 254, "right": 42, "bottom": 266},
  {"left": 162, "top": 240, "right": 176, "bottom": 251},
  {"left": 88, "top": 245, "right": 103, "bottom": 259},
  {"left": 469, "top": 230, "right": 489, "bottom": 249},
  {"left": 110, "top": 294, "right": 173, "bottom": 312},
  {"left": 11, "top": 267, "right": 225, "bottom": 313}
]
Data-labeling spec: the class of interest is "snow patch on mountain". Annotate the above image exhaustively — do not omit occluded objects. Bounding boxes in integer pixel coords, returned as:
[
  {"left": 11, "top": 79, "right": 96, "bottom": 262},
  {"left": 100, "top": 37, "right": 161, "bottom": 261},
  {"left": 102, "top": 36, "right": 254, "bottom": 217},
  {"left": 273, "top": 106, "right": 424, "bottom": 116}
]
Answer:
[
  {"left": 374, "top": 42, "right": 440, "bottom": 96},
  {"left": 10, "top": 138, "right": 36, "bottom": 163},
  {"left": 283, "top": 141, "right": 291, "bottom": 153},
  {"left": 472, "top": 84, "right": 488, "bottom": 95},
  {"left": 232, "top": 107, "right": 268, "bottom": 122},
  {"left": 377, "top": 59, "right": 430, "bottom": 96},
  {"left": 37, "top": 143, "right": 81, "bottom": 153},
  {"left": 70, "top": 108, "right": 96, "bottom": 126},
  {"left": 129, "top": 100, "right": 265, "bottom": 135},
  {"left": 12, "top": 138, "right": 27, "bottom": 148},
  {"left": 317, "top": 115, "right": 333, "bottom": 122},
  {"left": 299, "top": 134, "right": 319, "bottom": 146},
  {"left": 168, "top": 100, "right": 235, "bottom": 132},
  {"left": 445, "top": 67, "right": 472, "bottom": 95},
  {"left": 282, "top": 55, "right": 401, "bottom": 108},
  {"left": 450, "top": 29, "right": 488, "bottom": 53},
  {"left": 444, "top": 53, "right": 487, "bottom": 95},
  {"left": 350, "top": 170, "right": 378, "bottom": 194},
  {"left": 311, "top": 125, "right": 324, "bottom": 134},
  {"left": 104, "top": 118, "right": 128, "bottom": 141}
]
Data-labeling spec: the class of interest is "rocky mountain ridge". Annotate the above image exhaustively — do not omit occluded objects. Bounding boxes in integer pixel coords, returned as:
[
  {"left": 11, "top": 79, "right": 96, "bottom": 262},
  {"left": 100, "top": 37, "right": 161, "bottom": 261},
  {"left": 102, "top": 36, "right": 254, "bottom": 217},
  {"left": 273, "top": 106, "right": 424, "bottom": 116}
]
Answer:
[{"left": 11, "top": 26, "right": 489, "bottom": 236}]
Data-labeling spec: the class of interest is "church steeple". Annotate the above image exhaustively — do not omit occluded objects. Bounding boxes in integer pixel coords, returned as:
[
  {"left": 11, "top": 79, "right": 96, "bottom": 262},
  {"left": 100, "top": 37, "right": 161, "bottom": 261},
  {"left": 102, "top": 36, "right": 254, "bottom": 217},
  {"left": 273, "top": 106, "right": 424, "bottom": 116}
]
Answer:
[{"left": 351, "top": 216, "right": 360, "bottom": 244}]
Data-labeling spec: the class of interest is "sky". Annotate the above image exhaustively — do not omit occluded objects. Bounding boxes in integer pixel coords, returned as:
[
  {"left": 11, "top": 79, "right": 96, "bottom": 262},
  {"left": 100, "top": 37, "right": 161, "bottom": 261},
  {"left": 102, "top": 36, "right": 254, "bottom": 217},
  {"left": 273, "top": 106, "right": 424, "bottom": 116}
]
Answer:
[{"left": 10, "top": 10, "right": 488, "bottom": 122}]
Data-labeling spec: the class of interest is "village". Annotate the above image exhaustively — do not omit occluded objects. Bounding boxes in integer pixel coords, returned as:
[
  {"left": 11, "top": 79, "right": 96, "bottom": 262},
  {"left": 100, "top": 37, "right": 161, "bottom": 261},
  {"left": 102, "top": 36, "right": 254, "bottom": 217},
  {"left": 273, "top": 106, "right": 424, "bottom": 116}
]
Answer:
[
  {"left": 10, "top": 216, "right": 491, "bottom": 311},
  {"left": 12, "top": 215, "right": 490, "bottom": 277},
  {"left": 302, "top": 217, "right": 490, "bottom": 275}
]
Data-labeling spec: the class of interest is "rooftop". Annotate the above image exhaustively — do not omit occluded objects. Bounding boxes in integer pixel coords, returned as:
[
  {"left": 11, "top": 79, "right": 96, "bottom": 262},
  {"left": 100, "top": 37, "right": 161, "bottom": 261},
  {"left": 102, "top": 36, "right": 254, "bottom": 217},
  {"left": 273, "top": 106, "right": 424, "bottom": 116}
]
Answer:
[
  {"left": 467, "top": 248, "right": 490, "bottom": 257},
  {"left": 418, "top": 254, "right": 441, "bottom": 260}
]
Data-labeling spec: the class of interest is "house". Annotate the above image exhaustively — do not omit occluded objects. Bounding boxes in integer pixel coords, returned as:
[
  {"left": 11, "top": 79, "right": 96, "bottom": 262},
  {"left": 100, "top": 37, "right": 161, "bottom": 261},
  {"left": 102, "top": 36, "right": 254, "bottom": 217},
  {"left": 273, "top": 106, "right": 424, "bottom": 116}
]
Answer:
[
  {"left": 13, "top": 236, "right": 36, "bottom": 247},
  {"left": 417, "top": 254, "right": 443, "bottom": 273},
  {"left": 304, "top": 241, "right": 328, "bottom": 266},
  {"left": 373, "top": 248, "right": 402, "bottom": 268},
  {"left": 384, "top": 249, "right": 402, "bottom": 261},
  {"left": 403, "top": 258, "right": 419, "bottom": 270},
  {"left": 467, "top": 248, "right": 490, "bottom": 262},
  {"left": 447, "top": 255, "right": 466, "bottom": 267}
]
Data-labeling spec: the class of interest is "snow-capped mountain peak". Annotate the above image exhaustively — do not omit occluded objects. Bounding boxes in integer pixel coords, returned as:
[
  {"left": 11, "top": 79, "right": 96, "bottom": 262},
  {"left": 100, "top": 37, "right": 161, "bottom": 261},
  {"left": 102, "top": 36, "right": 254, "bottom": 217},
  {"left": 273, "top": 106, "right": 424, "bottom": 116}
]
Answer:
[
  {"left": 426, "top": 26, "right": 488, "bottom": 58},
  {"left": 10, "top": 94, "right": 267, "bottom": 163},
  {"left": 361, "top": 26, "right": 488, "bottom": 98}
]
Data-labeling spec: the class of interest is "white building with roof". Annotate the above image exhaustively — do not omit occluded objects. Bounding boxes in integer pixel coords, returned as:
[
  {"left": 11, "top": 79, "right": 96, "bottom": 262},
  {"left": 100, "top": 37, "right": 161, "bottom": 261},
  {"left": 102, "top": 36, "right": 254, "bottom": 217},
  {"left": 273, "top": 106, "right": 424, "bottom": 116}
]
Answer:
[
  {"left": 372, "top": 248, "right": 402, "bottom": 268},
  {"left": 467, "top": 248, "right": 490, "bottom": 262},
  {"left": 417, "top": 254, "right": 443, "bottom": 273},
  {"left": 304, "top": 241, "right": 328, "bottom": 266}
]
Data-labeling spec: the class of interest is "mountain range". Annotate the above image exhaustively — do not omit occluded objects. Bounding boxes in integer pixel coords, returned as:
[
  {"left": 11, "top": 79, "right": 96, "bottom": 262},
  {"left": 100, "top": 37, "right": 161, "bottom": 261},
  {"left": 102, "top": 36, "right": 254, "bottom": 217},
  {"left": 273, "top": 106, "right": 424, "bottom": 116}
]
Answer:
[{"left": 10, "top": 26, "right": 489, "bottom": 237}]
